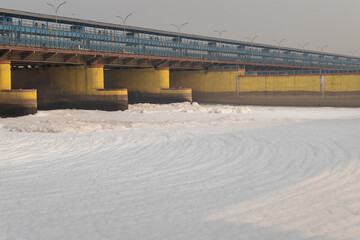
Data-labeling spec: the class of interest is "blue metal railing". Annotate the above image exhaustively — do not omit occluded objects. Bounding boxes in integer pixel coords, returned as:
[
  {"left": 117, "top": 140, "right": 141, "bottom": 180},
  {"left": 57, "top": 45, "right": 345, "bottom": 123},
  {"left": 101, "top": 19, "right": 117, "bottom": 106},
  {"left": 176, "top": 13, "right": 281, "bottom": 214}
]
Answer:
[{"left": 1, "top": 20, "right": 360, "bottom": 69}]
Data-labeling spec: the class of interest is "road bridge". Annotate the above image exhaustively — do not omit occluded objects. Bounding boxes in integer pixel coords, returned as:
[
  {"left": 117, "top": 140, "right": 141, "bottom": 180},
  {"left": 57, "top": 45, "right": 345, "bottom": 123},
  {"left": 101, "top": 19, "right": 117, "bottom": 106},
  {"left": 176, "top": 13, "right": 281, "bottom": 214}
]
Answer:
[
  {"left": 1, "top": 8, "right": 360, "bottom": 117},
  {"left": 1, "top": 8, "right": 360, "bottom": 70}
]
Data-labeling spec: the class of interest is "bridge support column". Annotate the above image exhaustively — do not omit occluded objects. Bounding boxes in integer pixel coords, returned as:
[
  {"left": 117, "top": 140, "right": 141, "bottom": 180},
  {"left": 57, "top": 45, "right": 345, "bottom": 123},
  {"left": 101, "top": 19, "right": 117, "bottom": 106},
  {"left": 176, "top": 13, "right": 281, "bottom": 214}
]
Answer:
[
  {"left": 11, "top": 65, "right": 128, "bottom": 111},
  {"left": 0, "top": 61, "right": 37, "bottom": 117},
  {"left": 0, "top": 61, "right": 11, "bottom": 90},
  {"left": 83, "top": 65, "right": 128, "bottom": 110},
  {"left": 170, "top": 68, "right": 245, "bottom": 104},
  {"left": 105, "top": 68, "right": 192, "bottom": 103}
]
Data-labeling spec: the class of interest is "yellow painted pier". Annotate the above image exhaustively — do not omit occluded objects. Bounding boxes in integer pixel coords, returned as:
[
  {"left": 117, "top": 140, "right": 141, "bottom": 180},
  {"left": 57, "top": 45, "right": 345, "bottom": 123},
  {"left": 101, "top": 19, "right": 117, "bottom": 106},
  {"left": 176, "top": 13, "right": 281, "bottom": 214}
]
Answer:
[
  {"left": 12, "top": 65, "right": 128, "bottom": 111},
  {"left": 5, "top": 63, "right": 360, "bottom": 117},
  {"left": 0, "top": 61, "right": 37, "bottom": 117},
  {"left": 105, "top": 68, "right": 192, "bottom": 103}
]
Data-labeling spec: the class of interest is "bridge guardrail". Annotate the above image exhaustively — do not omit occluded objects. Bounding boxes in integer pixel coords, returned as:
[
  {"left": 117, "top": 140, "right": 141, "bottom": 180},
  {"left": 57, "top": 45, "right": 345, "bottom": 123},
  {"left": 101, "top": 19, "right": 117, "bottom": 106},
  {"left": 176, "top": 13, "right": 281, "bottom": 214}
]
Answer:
[{"left": 0, "top": 21, "right": 359, "bottom": 69}]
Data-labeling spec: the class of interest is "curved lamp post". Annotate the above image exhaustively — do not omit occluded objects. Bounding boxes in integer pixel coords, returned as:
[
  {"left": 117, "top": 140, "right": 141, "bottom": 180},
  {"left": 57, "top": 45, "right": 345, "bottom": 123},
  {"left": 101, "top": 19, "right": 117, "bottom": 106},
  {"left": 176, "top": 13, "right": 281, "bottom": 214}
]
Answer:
[
  {"left": 316, "top": 45, "right": 328, "bottom": 53},
  {"left": 170, "top": 22, "right": 188, "bottom": 52},
  {"left": 297, "top": 42, "right": 310, "bottom": 51},
  {"left": 116, "top": 13, "right": 133, "bottom": 38},
  {"left": 297, "top": 42, "right": 310, "bottom": 58},
  {"left": 46, "top": 1, "right": 67, "bottom": 48},
  {"left": 316, "top": 45, "right": 328, "bottom": 71},
  {"left": 273, "top": 38, "right": 286, "bottom": 50},
  {"left": 348, "top": 50, "right": 358, "bottom": 56},
  {"left": 246, "top": 35, "right": 259, "bottom": 49},
  {"left": 214, "top": 29, "right": 227, "bottom": 55}
]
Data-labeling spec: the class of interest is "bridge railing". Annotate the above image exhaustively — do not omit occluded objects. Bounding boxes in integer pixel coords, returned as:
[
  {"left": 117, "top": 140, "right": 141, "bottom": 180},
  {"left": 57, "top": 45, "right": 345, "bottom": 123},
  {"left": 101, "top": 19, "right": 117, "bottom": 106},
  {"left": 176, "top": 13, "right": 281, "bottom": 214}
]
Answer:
[
  {"left": 1, "top": 21, "right": 359, "bottom": 69},
  {"left": 245, "top": 69, "right": 360, "bottom": 76}
]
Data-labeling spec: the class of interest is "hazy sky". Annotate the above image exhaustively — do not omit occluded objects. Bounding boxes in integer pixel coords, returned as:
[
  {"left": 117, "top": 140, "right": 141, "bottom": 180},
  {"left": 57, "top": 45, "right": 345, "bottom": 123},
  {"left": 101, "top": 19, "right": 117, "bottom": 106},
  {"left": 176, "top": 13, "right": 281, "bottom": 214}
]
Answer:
[{"left": 2, "top": 0, "right": 359, "bottom": 55}]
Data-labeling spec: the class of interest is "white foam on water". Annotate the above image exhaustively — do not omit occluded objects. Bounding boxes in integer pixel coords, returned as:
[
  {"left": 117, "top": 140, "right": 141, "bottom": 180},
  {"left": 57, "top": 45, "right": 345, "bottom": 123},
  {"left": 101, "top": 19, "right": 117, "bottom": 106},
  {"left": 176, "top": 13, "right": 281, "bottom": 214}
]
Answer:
[
  {"left": 1, "top": 103, "right": 360, "bottom": 239},
  {"left": 1, "top": 102, "right": 254, "bottom": 133}
]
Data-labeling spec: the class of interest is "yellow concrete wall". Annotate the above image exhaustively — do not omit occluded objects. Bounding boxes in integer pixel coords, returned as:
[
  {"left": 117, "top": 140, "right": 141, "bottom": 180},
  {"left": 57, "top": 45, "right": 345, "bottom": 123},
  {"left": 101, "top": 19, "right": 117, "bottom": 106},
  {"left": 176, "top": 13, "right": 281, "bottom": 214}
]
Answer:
[
  {"left": 12, "top": 66, "right": 87, "bottom": 95},
  {"left": 96, "top": 89, "right": 128, "bottom": 96},
  {"left": 160, "top": 88, "right": 192, "bottom": 94},
  {"left": 170, "top": 70, "right": 245, "bottom": 92},
  {"left": 12, "top": 66, "right": 107, "bottom": 96},
  {"left": 12, "top": 66, "right": 130, "bottom": 101},
  {"left": 105, "top": 68, "right": 169, "bottom": 93},
  {"left": 0, "top": 62, "right": 11, "bottom": 90},
  {"left": 239, "top": 75, "right": 320, "bottom": 92},
  {"left": 48, "top": 66, "right": 87, "bottom": 96},
  {"left": 325, "top": 74, "right": 360, "bottom": 92},
  {"left": 241, "top": 74, "right": 360, "bottom": 92},
  {"left": 11, "top": 68, "right": 37, "bottom": 89},
  {"left": 171, "top": 71, "right": 360, "bottom": 93},
  {"left": 0, "top": 90, "right": 37, "bottom": 101}
]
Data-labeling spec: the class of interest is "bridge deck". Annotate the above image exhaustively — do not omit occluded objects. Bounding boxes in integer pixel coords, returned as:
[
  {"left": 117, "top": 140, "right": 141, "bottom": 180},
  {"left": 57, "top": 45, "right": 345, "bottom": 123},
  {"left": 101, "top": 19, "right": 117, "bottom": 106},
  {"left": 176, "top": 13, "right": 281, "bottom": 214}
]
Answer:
[{"left": 0, "top": 8, "right": 359, "bottom": 69}]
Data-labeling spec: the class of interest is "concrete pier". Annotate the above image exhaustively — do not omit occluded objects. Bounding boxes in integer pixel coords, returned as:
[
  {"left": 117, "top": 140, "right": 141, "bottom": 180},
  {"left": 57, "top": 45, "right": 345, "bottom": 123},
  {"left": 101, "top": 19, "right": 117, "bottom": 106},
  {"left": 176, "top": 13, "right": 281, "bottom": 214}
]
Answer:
[
  {"left": 170, "top": 68, "right": 244, "bottom": 104},
  {"left": 105, "top": 68, "right": 192, "bottom": 103},
  {"left": 12, "top": 65, "right": 128, "bottom": 111},
  {"left": 0, "top": 61, "right": 37, "bottom": 117}
]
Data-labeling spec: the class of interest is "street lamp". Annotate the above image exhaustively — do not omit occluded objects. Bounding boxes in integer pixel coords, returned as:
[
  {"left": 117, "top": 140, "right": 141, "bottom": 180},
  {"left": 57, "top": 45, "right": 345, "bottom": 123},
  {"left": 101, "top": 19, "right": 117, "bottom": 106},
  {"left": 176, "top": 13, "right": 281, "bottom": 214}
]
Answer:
[
  {"left": 170, "top": 22, "right": 188, "bottom": 53},
  {"left": 273, "top": 38, "right": 286, "bottom": 51},
  {"left": 116, "top": 13, "right": 133, "bottom": 38},
  {"left": 214, "top": 29, "right": 227, "bottom": 55},
  {"left": 316, "top": 45, "right": 328, "bottom": 71},
  {"left": 316, "top": 45, "right": 328, "bottom": 53},
  {"left": 246, "top": 35, "right": 259, "bottom": 49},
  {"left": 297, "top": 42, "right": 310, "bottom": 59},
  {"left": 297, "top": 42, "right": 310, "bottom": 51},
  {"left": 348, "top": 50, "right": 358, "bottom": 56},
  {"left": 46, "top": 1, "right": 67, "bottom": 48}
]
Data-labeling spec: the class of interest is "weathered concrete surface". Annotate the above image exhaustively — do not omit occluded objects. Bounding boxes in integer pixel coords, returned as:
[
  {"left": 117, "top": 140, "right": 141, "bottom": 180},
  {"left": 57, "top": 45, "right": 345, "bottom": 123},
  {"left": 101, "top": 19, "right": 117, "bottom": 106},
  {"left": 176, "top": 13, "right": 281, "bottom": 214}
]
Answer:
[
  {"left": 171, "top": 70, "right": 360, "bottom": 107},
  {"left": 0, "top": 90, "right": 37, "bottom": 117},
  {"left": 12, "top": 65, "right": 128, "bottom": 111},
  {"left": 105, "top": 68, "right": 192, "bottom": 104},
  {"left": 0, "top": 61, "right": 37, "bottom": 117},
  {"left": 192, "top": 91, "right": 360, "bottom": 107}
]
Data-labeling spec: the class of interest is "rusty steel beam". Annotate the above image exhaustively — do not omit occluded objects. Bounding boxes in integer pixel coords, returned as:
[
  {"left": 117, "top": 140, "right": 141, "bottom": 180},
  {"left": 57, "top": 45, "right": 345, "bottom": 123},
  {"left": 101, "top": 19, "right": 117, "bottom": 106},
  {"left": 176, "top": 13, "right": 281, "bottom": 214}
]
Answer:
[
  {"left": 154, "top": 59, "right": 167, "bottom": 68},
  {"left": 64, "top": 54, "right": 77, "bottom": 62},
  {"left": 43, "top": 52, "right": 57, "bottom": 61},
  {"left": 106, "top": 56, "right": 120, "bottom": 64},
  {"left": 22, "top": 51, "right": 36, "bottom": 60},
  {"left": 168, "top": 61, "right": 180, "bottom": 67},
  {"left": 123, "top": 57, "right": 136, "bottom": 65},
  {"left": 137, "top": 58, "right": 150, "bottom": 66},
  {"left": 86, "top": 55, "right": 103, "bottom": 65},
  {"left": 180, "top": 61, "right": 191, "bottom": 67},
  {"left": 0, "top": 49, "right": 11, "bottom": 58},
  {"left": 201, "top": 62, "right": 213, "bottom": 68}
]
